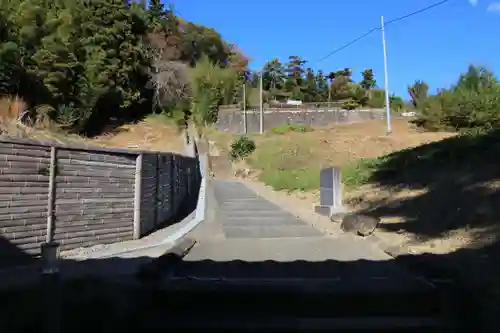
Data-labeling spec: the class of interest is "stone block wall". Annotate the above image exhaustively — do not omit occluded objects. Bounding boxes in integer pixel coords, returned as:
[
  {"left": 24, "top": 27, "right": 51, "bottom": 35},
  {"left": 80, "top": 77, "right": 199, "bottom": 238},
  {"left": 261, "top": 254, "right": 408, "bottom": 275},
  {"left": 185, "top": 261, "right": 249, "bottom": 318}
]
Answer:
[
  {"left": 0, "top": 137, "right": 201, "bottom": 267},
  {"left": 215, "top": 108, "right": 396, "bottom": 134}
]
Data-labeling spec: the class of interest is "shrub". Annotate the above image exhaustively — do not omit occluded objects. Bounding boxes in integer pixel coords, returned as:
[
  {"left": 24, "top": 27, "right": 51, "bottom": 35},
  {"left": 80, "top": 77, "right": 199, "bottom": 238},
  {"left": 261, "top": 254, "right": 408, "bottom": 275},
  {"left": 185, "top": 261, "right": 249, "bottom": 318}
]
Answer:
[
  {"left": 342, "top": 98, "right": 360, "bottom": 110},
  {"left": 413, "top": 65, "right": 500, "bottom": 132},
  {"left": 189, "top": 56, "right": 238, "bottom": 127},
  {"left": 271, "top": 123, "right": 311, "bottom": 134},
  {"left": 229, "top": 136, "right": 256, "bottom": 161}
]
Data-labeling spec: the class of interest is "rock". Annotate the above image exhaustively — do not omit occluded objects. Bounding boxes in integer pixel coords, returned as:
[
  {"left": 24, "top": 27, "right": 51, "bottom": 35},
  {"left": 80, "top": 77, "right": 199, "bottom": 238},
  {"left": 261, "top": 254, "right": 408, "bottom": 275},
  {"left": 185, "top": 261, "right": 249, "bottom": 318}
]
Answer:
[
  {"left": 340, "top": 213, "right": 381, "bottom": 236},
  {"left": 234, "top": 168, "right": 252, "bottom": 178},
  {"left": 330, "top": 212, "right": 347, "bottom": 223}
]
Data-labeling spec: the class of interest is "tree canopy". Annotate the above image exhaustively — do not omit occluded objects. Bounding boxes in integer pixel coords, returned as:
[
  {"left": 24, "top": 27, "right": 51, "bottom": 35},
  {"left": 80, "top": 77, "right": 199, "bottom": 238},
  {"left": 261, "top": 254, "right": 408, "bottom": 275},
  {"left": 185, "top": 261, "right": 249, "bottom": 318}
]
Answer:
[
  {"left": 0, "top": 0, "right": 249, "bottom": 134},
  {"left": 1, "top": 1, "right": 497, "bottom": 135}
]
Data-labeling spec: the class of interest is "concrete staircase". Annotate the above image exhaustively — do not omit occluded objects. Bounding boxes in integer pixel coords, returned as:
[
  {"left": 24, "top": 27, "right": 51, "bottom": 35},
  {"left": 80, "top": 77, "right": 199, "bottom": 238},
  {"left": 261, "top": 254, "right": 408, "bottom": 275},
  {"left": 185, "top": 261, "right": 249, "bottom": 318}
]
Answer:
[{"left": 137, "top": 180, "right": 464, "bottom": 332}]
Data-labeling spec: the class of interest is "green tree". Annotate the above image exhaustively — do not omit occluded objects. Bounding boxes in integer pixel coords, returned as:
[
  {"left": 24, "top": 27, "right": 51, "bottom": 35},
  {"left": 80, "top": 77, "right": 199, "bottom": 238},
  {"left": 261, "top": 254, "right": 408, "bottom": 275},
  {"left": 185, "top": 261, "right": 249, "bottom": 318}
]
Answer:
[
  {"left": 456, "top": 65, "right": 497, "bottom": 93},
  {"left": 315, "top": 70, "right": 328, "bottom": 102},
  {"left": 284, "top": 55, "right": 306, "bottom": 100},
  {"left": 0, "top": 0, "right": 249, "bottom": 134},
  {"left": 330, "top": 68, "right": 353, "bottom": 101},
  {"left": 148, "top": 0, "right": 167, "bottom": 30},
  {"left": 189, "top": 55, "right": 237, "bottom": 125},
  {"left": 360, "top": 68, "right": 376, "bottom": 90},
  {"left": 408, "top": 80, "right": 429, "bottom": 108},
  {"left": 180, "top": 22, "right": 232, "bottom": 67},
  {"left": 360, "top": 68, "right": 376, "bottom": 100},
  {"left": 262, "top": 58, "right": 286, "bottom": 99},
  {"left": 303, "top": 68, "right": 317, "bottom": 102},
  {"left": 389, "top": 95, "right": 405, "bottom": 112}
]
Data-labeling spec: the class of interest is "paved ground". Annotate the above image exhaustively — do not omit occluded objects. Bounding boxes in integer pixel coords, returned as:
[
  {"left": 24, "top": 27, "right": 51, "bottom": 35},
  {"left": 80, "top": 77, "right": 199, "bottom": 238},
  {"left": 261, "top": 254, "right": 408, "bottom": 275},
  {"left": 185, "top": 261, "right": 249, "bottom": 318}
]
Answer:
[{"left": 172, "top": 180, "right": 433, "bottom": 290}]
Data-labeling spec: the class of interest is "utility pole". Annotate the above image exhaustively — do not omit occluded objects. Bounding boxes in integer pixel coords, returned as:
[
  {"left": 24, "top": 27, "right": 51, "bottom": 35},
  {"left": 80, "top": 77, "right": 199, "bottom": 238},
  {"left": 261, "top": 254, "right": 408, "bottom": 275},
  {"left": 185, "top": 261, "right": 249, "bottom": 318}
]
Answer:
[
  {"left": 259, "top": 70, "right": 264, "bottom": 134},
  {"left": 381, "top": 15, "right": 392, "bottom": 135},
  {"left": 243, "top": 82, "right": 247, "bottom": 134}
]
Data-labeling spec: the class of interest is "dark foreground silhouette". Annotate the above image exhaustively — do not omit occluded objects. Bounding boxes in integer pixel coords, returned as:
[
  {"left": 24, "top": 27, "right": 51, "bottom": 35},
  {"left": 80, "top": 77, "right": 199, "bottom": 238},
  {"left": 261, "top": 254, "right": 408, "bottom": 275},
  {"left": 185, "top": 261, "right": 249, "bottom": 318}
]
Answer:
[{"left": 0, "top": 240, "right": 487, "bottom": 333}]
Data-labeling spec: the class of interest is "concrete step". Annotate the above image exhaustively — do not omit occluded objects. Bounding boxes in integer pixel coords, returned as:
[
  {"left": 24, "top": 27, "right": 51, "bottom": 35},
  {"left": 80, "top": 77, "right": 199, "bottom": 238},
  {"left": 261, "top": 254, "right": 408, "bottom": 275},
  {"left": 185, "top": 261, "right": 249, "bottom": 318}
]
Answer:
[
  {"left": 222, "top": 225, "right": 324, "bottom": 238},
  {"left": 220, "top": 216, "right": 306, "bottom": 226},
  {"left": 218, "top": 209, "right": 297, "bottom": 218}
]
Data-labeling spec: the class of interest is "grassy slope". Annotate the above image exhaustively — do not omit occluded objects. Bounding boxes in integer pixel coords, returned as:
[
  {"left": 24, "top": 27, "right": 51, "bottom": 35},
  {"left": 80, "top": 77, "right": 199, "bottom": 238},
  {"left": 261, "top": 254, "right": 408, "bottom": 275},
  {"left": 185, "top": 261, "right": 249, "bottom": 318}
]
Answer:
[{"left": 236, "top": 119, "right": 454, "bottom": 191}]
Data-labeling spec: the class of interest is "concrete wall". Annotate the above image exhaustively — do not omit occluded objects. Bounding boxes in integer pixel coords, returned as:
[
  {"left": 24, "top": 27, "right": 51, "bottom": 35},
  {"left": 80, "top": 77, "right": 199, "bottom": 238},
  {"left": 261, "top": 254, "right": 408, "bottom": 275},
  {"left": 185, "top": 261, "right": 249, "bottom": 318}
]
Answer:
[
  {"left": 0, "top": 137, "right": 200, "bottom": 265},
  {"left": 216, "top": 108, "right": 392, "bottom": 134}
]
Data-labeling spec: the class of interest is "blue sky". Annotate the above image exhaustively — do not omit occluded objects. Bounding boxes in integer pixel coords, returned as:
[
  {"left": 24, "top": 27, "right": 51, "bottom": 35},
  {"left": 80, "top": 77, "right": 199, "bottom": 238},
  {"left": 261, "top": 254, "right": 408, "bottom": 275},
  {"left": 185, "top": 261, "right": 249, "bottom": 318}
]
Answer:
[{"left": 169, "top": 0, "right": 498, "bottom": 98}]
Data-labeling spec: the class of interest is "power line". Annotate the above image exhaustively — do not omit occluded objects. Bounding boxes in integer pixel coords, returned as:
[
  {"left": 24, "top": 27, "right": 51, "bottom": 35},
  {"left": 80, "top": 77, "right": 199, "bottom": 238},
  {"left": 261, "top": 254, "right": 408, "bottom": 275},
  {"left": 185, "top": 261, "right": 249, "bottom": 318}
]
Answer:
[
  {"left": 314, "top": 0, "right": 452, "bottom": 64},
  {"left": 384, "top": 0, "right": 451, "bottom": 26}
]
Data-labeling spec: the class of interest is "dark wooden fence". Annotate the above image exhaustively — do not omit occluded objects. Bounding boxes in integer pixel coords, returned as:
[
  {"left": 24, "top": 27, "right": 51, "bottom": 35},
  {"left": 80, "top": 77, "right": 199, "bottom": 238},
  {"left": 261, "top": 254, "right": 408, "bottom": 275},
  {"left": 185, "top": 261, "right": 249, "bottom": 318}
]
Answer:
[{"left": 0, "top": 137, "right": 200, "bottom": 266}]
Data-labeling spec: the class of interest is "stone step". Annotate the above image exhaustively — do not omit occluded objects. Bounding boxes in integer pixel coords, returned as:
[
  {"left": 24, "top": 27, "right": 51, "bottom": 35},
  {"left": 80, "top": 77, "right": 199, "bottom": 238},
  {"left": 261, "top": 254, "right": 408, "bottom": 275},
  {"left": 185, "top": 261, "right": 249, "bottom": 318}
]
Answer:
[
  {"left": 220, "top": 201, "right": 282, "bottom": 209},
  {"left": 222, "top": 225, "right": 324, "bottom": 238},
  {"left": 220, "top": 217, "right": 306, "bottom": 227},
  {"left": 219, "top": 208, "right": 295, "bottom": 215}
]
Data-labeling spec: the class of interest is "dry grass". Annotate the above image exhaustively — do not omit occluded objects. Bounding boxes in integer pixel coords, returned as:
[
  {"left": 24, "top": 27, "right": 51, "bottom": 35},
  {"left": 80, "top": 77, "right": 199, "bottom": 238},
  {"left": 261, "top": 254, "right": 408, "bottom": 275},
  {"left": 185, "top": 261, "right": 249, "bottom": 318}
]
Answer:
[
  {"left": 205, "top": 119, "right": 454, "bottom": 192},
  {"left": 92, "top": 114, "right": 185, "bottom": 153},
  {"left": 209, "top": 118, "right": 454, "bottom": 162},
  {"left": 0, "top": 97, "right": 186, "bottom": 154},
  {"left": 0, "top": 96, "right": 26, "bottom": 122},
  {"left": 0, "top": 96, "right": 28, "bottom": 135}
]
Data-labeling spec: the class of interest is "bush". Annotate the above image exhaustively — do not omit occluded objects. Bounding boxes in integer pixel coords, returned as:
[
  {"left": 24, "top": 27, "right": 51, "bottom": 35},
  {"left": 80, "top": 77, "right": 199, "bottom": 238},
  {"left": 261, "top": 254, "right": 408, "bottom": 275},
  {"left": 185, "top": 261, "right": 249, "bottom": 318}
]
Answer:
[
  {"left": 229, "top": 136, "right": 256, "bottom": 161},
  {"left": 189, "top": 56, "right": 239, "bottom": 127},
  {"left": 271, "top": 123, "right": 311, "bottom": 134},
  {"left": 341, "top": 157, "right": 386, "bottom": 188},
  {"left": 413, "top": 65, "right": 500, "bottom": 132},
  {"left": 342, "top": 98, "right": 360, "bottom": 110}
]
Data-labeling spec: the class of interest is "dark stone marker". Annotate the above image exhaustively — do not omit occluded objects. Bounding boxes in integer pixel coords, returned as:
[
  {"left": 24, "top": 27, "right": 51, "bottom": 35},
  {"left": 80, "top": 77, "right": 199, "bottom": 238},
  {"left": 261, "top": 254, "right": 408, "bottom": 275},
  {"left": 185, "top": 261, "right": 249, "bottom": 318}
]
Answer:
[{"left": 314, "top": 167, "right": 346, "bottom": 219}]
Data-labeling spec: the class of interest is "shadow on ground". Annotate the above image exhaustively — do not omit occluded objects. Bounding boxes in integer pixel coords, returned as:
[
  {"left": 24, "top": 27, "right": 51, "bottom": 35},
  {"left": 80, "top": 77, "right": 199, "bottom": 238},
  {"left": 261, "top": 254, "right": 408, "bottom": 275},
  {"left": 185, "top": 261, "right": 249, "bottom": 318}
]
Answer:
[
  {"left": 357, "top": 130, "right": 500, "bottom": 240},
  {"left": 346, "top": 129, "right": 500, "bottom": 332},
  {"left": 0, "top": 237, "right": 37, "bottom": 269},
  {"left": 0, "top": 237, "right": 492, "bottom": 333}
]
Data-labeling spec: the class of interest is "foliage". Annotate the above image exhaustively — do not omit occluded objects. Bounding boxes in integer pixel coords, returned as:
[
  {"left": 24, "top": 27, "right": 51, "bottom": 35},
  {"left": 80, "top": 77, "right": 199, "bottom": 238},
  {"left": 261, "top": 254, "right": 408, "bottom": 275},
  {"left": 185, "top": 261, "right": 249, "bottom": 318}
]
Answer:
[
  {"left": 389, "top": 95, "right": 405, "bottom": 112},
  {"left": 365, "top": 89, "right": 386, "bottom": 108},
  {"left": 189, "top": 55, "right": 238, "bottom": 126},
  {"left": 5, "top": 2, "right": 497, "bottom": 139},
  {"left": 408, "top": 80, "right": 429, "bottom": 108},
  {"left": 342, "top": 98, "right": 361, "bottom": 110},
  {"left": 259, "top": 168, "right": 319, "bottom": 192},
  {"left": 229, "top": 135, "right": 256, "bottom": 161},
  {"left": 271, "top": 123, "right": 311, "bottom": 134},
  {"left": 341, "top": 157, "right": 386, "bottom": 188},
  {"left": 0, "top": 0, "right": 247, "bottom": 135},
  {"left": 360, "top": 69, "right": 376, "bottom": 90},
  {"left": 413, "top": 65, "right": 500, "bottom": 132},
  {"left": 246, "top": 57, "right": 408, "bottom": 110}
]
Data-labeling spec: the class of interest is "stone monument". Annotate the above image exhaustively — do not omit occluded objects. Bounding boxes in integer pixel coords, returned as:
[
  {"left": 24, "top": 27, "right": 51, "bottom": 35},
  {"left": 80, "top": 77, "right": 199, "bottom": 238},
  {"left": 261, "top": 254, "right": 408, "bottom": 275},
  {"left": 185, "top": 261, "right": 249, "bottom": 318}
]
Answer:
[{"left": 314, "top": 167, "right": 346, "bottom": 219}]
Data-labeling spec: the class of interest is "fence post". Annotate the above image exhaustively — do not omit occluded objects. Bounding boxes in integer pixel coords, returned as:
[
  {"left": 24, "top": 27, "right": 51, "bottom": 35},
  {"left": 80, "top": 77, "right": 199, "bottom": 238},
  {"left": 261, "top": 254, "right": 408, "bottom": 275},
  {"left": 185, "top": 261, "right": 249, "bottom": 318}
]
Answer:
[
  {"left": 133, "top": 153, "right": 143, "bottom": 239},
  {"left": 45, "top": 146, "right": 57, "bottom": 243},
  {"left": 169, "top": 155, "right": 175, "bottom": 218},
  {"left": 154, "top": 154, "right": 160, "bottom": 228}
]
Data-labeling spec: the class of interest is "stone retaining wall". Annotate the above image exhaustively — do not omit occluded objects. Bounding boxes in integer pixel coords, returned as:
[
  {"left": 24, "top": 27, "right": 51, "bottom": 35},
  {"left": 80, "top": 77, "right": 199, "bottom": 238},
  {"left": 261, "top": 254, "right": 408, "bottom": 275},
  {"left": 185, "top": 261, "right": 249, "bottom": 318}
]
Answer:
[{"left": 216, "top": 108, "right": 395, "bottom": 133}]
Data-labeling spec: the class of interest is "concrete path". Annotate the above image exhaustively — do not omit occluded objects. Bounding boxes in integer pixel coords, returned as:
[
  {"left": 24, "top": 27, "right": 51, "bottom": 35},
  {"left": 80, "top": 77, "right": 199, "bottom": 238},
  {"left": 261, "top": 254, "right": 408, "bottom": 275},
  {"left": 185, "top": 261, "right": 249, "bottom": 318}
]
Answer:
[{"left": 173, "top": 180, "right": 432, "bottom": 290}]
